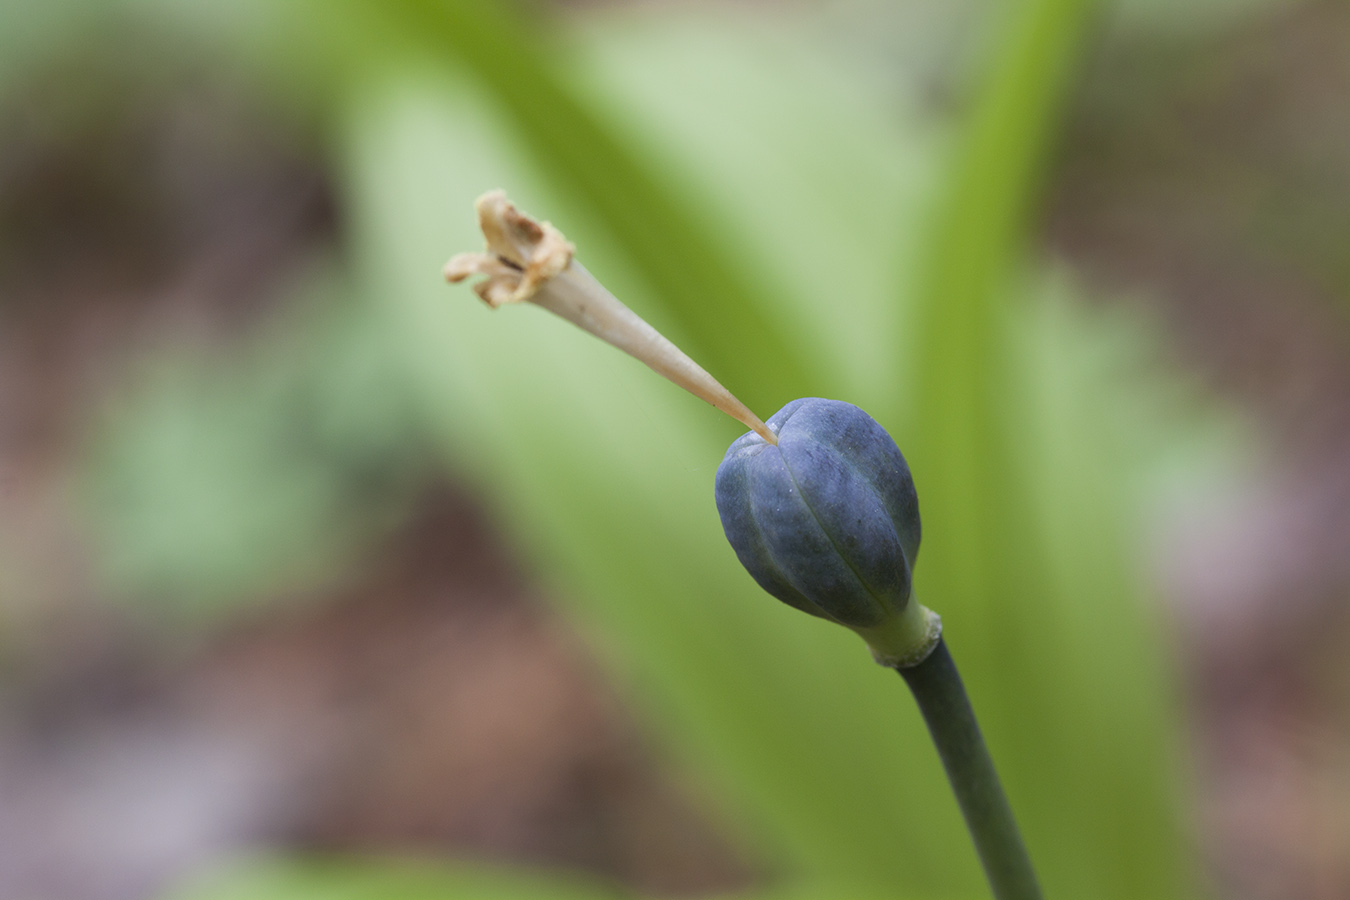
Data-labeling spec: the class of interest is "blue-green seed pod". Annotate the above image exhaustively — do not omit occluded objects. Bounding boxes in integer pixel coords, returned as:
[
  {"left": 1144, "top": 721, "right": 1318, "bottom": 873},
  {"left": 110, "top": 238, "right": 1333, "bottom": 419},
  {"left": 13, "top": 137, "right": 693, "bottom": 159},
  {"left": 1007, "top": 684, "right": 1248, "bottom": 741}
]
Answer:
[{"left": 715, "top": 398, "right": 940, "bottom": 665}]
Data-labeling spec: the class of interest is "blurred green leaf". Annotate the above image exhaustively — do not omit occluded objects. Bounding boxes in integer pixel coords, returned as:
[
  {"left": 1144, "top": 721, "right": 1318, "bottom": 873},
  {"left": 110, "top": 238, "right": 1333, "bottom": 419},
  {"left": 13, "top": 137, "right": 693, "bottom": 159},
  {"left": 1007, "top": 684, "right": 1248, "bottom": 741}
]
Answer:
[
  {"left": 564, "top": 11, "right": 942, "bottom": 419},
  {"left": 81, "top": 274, "right": 426, "bottom": 620},
  {"left": 904, "top": 0, "right": 1189, "bottom": 896}
]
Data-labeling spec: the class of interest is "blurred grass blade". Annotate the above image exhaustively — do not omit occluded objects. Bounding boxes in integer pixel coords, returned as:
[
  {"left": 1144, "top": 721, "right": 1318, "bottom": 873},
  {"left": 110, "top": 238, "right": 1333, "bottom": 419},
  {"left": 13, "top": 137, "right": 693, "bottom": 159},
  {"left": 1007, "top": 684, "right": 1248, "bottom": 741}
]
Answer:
[
  {"left": 911, "top": 0, "right": 1097, "bottom": 446},
  {"left": 905, "top": 0, "right": 1189, "bottom": 897}
]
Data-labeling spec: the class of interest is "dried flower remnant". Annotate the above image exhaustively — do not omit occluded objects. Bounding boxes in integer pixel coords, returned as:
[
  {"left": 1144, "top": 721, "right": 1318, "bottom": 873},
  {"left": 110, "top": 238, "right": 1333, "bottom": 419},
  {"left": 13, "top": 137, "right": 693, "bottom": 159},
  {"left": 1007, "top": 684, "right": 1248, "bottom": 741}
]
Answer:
[
  {"left": 443, "top": 191, "right": 574, "bottom": 308},
  {"left": 445, "top": 191, "right": 776, "bottom": 444}
]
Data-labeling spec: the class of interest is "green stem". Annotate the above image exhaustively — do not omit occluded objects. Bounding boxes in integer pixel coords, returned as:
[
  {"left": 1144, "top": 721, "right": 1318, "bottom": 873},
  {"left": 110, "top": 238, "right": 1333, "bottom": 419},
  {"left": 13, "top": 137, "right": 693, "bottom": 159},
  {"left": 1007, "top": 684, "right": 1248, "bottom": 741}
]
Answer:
[{"left": 898, "top": 638, "right": 1043, "bottom": 900}]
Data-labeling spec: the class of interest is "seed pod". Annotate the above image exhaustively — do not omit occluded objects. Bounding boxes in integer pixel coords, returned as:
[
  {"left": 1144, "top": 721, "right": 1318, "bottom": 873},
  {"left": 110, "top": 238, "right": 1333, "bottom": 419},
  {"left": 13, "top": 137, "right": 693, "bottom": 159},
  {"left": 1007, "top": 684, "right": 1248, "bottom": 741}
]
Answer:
[{"left": 715, "top": 398, "right": 939, "bottom": 665}]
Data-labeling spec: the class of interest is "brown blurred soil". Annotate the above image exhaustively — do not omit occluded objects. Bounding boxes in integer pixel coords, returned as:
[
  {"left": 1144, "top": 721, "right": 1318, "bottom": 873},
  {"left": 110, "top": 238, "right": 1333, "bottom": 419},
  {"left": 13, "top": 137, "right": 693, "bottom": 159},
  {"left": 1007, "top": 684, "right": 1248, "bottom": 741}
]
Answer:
[{"left": 1048, "top": 3, "right": 1350, "bottom": 897}]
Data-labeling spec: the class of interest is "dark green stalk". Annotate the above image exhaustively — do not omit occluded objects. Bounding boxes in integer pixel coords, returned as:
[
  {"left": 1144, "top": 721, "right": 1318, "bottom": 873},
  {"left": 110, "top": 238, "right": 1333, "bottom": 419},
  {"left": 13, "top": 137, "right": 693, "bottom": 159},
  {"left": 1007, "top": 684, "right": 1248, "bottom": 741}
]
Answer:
[{"left": 898, "top": 638, "right": 1043, "bottom": 900}]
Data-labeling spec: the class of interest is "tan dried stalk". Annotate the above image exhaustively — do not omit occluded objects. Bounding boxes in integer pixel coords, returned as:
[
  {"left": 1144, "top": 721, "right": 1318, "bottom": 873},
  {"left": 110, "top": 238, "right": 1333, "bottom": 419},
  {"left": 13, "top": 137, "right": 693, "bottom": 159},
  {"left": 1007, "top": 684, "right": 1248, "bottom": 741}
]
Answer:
[{"left": 445, "top": 191, "right": 776, "bottom": 445}]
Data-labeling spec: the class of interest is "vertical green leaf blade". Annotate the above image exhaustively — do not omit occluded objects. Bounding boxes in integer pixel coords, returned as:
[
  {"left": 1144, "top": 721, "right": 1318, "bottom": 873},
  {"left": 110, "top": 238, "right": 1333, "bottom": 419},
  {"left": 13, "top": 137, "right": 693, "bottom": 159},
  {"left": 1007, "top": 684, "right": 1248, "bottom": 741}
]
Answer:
[{"left": 905, "top": 0, "right": 1190, "bottom": 897}]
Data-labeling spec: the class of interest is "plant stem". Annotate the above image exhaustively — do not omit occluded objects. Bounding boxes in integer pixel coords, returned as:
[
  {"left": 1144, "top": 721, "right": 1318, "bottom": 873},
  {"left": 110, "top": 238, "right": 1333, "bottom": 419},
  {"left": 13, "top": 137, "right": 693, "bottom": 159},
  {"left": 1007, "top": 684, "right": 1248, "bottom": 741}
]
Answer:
[{"left": 898, "top": 638, "right": 1043, "bottom": 900}]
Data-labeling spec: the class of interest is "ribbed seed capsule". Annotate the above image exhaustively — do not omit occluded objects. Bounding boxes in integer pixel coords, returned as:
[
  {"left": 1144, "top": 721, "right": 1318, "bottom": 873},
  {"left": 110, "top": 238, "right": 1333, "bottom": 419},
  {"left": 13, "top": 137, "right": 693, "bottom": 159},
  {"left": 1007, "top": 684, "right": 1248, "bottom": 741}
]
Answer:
[{"left": 715, "top": 398, "right": 938, "bottom": 665}]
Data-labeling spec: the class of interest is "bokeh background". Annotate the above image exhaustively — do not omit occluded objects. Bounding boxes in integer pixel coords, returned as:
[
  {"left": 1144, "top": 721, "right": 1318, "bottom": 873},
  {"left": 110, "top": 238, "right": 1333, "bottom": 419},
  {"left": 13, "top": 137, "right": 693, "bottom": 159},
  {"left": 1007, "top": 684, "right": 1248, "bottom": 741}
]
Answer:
[{"left": 2, "top": 1, "right": 1349, "bottom": 899}]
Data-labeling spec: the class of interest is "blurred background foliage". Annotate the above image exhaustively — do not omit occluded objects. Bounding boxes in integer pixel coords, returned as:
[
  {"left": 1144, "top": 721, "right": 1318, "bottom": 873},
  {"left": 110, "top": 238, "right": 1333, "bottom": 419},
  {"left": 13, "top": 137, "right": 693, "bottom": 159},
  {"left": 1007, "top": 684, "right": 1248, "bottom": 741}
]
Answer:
[{"left": 2, "top": 0, "right": 1349, "bottom": 899}]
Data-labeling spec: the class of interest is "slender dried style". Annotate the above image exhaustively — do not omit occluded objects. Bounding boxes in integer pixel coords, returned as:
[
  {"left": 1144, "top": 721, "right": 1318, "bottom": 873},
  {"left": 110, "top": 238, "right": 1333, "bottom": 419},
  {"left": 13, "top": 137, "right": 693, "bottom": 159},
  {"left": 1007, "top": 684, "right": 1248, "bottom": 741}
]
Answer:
[{"left": 445, "top": 191, "right": 776, "bottom": 444}]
